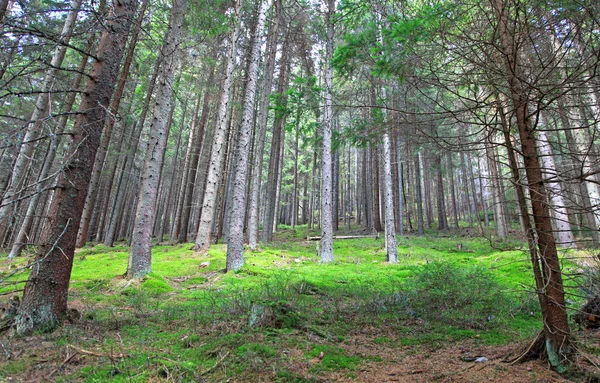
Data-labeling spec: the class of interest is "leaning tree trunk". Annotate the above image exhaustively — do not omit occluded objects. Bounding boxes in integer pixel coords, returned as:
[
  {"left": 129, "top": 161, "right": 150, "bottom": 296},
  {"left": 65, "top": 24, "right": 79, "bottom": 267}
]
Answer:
[
  {"left": 127, "top": 0, "right": 186, "bottom": 279},
  {"left": 319, "top": 0, "right": 335, "bottom": 263},
  {"left": 491, "top": 0, "right": 571, "bottom": 371},
  {"left": 15, "top": 0, "right": 137, "bottom": 335},
  {"left": 193, "top": 1, "right": 241, "bottom": 252},
  {"left": 226, "top": 0, "right": 271, "bottom": 272},
  {"left": 0, "top": 0, "right": 82, "bottom": 239},
  {"left": 7, "top": 35, "right": 95, "bottom": 259},
  {"left": 76, "top": 0, "right": 148, "bottom": 248}
]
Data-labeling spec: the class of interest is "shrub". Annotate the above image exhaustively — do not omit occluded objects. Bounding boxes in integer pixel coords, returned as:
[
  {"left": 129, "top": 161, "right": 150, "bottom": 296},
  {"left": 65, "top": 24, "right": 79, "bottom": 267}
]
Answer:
[{"left": 406, "top": 262, "right": 513, "bottom": 328}]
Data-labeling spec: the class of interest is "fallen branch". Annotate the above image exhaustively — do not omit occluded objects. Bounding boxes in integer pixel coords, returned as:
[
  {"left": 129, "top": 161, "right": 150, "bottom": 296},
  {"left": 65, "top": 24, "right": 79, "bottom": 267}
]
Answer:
[
  {"left": 306, "top": 235, "right": 378, "bottom": 241},
  {"left": 46, "top": 348, "right": 79, "bottom": 379},
  {"left": 199, "top": 351, "right": 229, "bottom": 376},
  {"left": 67, "top": 344, "right": 126, "bottom": 359}
]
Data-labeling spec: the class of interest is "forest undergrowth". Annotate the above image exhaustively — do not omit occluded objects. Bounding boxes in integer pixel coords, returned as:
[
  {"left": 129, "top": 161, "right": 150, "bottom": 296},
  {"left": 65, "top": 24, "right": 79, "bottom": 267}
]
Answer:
[{"left": 0, "top": 226, "right": 599, "bottom": 382}]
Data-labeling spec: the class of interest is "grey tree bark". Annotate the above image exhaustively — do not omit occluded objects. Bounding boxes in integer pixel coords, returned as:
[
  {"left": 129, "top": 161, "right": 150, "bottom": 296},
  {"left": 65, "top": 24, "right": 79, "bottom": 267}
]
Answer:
[
  {"left": 127, "top": 0, "right": 186, "bottom": 279},
  {"left": 320, "top": 0, "right": 335, "bottom": 263},
  {"left": 226, "top": 0, "right": 271, "bottom": 271},
  {"left": 193, "top": 1, "right": 241, "bottom": 252}
]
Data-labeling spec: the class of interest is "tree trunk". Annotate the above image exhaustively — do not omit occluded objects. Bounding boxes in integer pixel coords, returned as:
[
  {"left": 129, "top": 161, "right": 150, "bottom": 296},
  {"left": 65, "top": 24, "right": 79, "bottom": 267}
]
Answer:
[
  {"left": 319, "top": 0, "right": 335, "bottom": 263},
  {"left": 179, "top": 75, "right": 213, "bottom": 243},
  {"left": 372, "top": 145, "right": 383, "bottom": 232},
  {"left": 75, "top": 0, "right": 149, "bottom": 248},
  {"left": 485, "top": 128, "right": 507, "bottom": 239},
  {"left": 127, "top": 0, "right": 186, "bottom": 279},
  {"left": 262, "top": 38, "right": 290, "bottom": 242},
  {"left": 491, "top": 0, "right": 572, "bottom": 370},
  {"left": 415, "top": 153, "right": 424, "bottom": 236},
  {"left": 15, "top": 0, "right": 136, "bottom": 335},
  {"left": 247, "top": 0, "right": 281, "bottom": 248},
  {"left": 193, "top": 1, "right": 241, "bottom": 252},
  {"left": 226, "top": 0, "right": 271, "bottom": 271},
  {"left": 536, "top": 117, "right": 575, "bottom": 248},
  {"left": 435, "top": 154, "right": 448, "bottom": 230}
]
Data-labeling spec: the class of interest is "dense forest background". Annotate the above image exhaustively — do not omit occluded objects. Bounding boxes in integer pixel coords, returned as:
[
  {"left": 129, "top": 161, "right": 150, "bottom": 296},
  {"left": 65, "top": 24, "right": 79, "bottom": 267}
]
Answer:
[{"left": 1, "top": 0, "right": 600, "bottom": 376}]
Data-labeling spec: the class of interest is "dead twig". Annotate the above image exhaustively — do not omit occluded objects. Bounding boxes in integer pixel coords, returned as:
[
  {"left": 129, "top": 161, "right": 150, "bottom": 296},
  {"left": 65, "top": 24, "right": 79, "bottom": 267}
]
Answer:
[
  {"left": 199, "top": 351, "right": 229, "bottom": 376},
  {"left": 45, "top": 347, "right": 79, "bottom": 379},
  {"left": 67, "top": 344, "right": 126, "bottom": 359}
]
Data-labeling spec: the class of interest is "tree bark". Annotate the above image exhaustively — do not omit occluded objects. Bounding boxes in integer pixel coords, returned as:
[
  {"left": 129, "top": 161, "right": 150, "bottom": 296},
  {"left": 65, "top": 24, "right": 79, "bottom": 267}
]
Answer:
[
  {"left": 319, "top": 0, "right": 335, "bottom": 263},
  {"left": 76, "top": 0, "right": 149, "bottom": 248},
  {"left": 193, "top": 0, "right": 241, "bottom": 252},
  {"left": 127, "top": 0, "right": 185, "bottom": 279},
  {"left": 226, "top": 0, "right": 271, "bottom": 271},
  {"left": 15, "top": 0, "right": 137, "bottom": 335},
  {"left": 491, "top": 0, "right": 572, "bottom": 370}
]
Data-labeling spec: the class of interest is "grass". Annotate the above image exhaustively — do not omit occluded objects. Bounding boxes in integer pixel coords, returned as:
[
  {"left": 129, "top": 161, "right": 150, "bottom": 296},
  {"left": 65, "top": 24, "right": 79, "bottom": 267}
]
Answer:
[{"left": 0, "top": 225, "right": 589, "bottom": 382}]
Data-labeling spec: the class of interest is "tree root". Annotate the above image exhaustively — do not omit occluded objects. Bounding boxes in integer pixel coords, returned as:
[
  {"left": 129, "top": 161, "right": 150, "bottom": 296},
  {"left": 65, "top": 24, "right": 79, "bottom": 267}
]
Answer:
[{"left": 503, "top": 331, "right": 545, "bottom": 364}]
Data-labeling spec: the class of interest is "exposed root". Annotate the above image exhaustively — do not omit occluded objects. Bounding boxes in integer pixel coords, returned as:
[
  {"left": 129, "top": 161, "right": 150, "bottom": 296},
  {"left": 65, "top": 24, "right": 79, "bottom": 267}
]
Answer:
[{"left": 503, "top": 331, "right": 545, "bottom": 364}]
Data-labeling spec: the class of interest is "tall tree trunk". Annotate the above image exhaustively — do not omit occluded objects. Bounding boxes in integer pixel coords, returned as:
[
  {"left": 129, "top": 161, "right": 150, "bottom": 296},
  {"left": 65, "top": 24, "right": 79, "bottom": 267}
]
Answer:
[
  {"left": 247, "top": 0, "right": 281, "bottom": 249},
  {"left": 127, "top": 0, "right": 185, "bottom": 279},
  {"left": 262, "top": 38, "right": 290, "bottom": 242},
  {"left": 536, "top": 116, "right": 575, "bottom": 248},
  {"left": 415, "top": 153, "right": 424, "bottom": 236},
  {"left": 75, "top": 0, "right": 149, "bottom": 247},
  {"left": 396, "top": 135, "right": 404, "bottom": 234},
  {"left": 226, "top": 0, "right": 271, "bottom": 271},
  {"left": 193, "top": 0, "right": 241, "bottom": 252},
  {"left": 179, "top": 75, "right": 213, "bottom": 243},
  {"left": 447, "top": 151, "right": 459, "bottom": 229},
  {"left": 491, "top": 0, "right": 571, "bottom": 370},
  {"left": 15, "top": 0, "right": 137, "bottom": 335},
  {"left": 319, "top": 0, "right": 335, "bottom": 263},
  {"left": 485, "top": 128, "right": 507, "bottom": 239},
  {"left": 372, "top": 145, "right": 383, "bottom": 232},
  {"left": 435, "top": 154, "right": 448, "bottom": 230}
]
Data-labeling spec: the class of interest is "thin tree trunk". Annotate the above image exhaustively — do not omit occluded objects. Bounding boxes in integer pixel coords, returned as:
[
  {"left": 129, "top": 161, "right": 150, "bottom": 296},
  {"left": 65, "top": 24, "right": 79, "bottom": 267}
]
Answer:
[
  {"left": 193, "top": 0, "right": 241, "bottom": 252},
  {"left": 179, "top": 75, "right": 213, "bottom": 243},
  {"left": 415, "top": 153, "right": 424, "bottom": 236},
  {"left": 127, "top": 0, "right": 185, "bottom": 279},
  {"left": 319, "top": 0, "right": 335, "bottom": 263},
  {"left": 226, "top": 0, "right": 271, "bottom": 271},
  {"left": 435, "top": 154, "right": 448, "bottom": 230}
]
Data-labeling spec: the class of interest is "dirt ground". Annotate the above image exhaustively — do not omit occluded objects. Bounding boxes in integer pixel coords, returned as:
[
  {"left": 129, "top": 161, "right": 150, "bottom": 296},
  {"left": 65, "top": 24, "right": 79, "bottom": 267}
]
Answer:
[{"left": 1, "top": 322, "right": 598, "bottom": 382}]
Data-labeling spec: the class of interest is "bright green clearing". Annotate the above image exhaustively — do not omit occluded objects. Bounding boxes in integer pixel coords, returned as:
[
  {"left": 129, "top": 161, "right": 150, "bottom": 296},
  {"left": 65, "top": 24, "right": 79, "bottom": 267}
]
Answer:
[{"left": 0, "top": 226, "right": 587, "bottom": 382}]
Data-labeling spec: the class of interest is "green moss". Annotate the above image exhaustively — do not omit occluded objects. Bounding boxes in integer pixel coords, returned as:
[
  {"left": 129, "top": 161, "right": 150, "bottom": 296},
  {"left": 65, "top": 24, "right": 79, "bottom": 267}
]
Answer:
[{"left": 306, "top": 345, "right": 361, "bottom": 372}]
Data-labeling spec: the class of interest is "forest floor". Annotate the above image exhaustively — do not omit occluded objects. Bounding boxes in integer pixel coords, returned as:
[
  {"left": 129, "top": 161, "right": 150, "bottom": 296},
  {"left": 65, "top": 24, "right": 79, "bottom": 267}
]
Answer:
[{"left": 1, "top": 226, "right": 599, "bottom": 382}]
